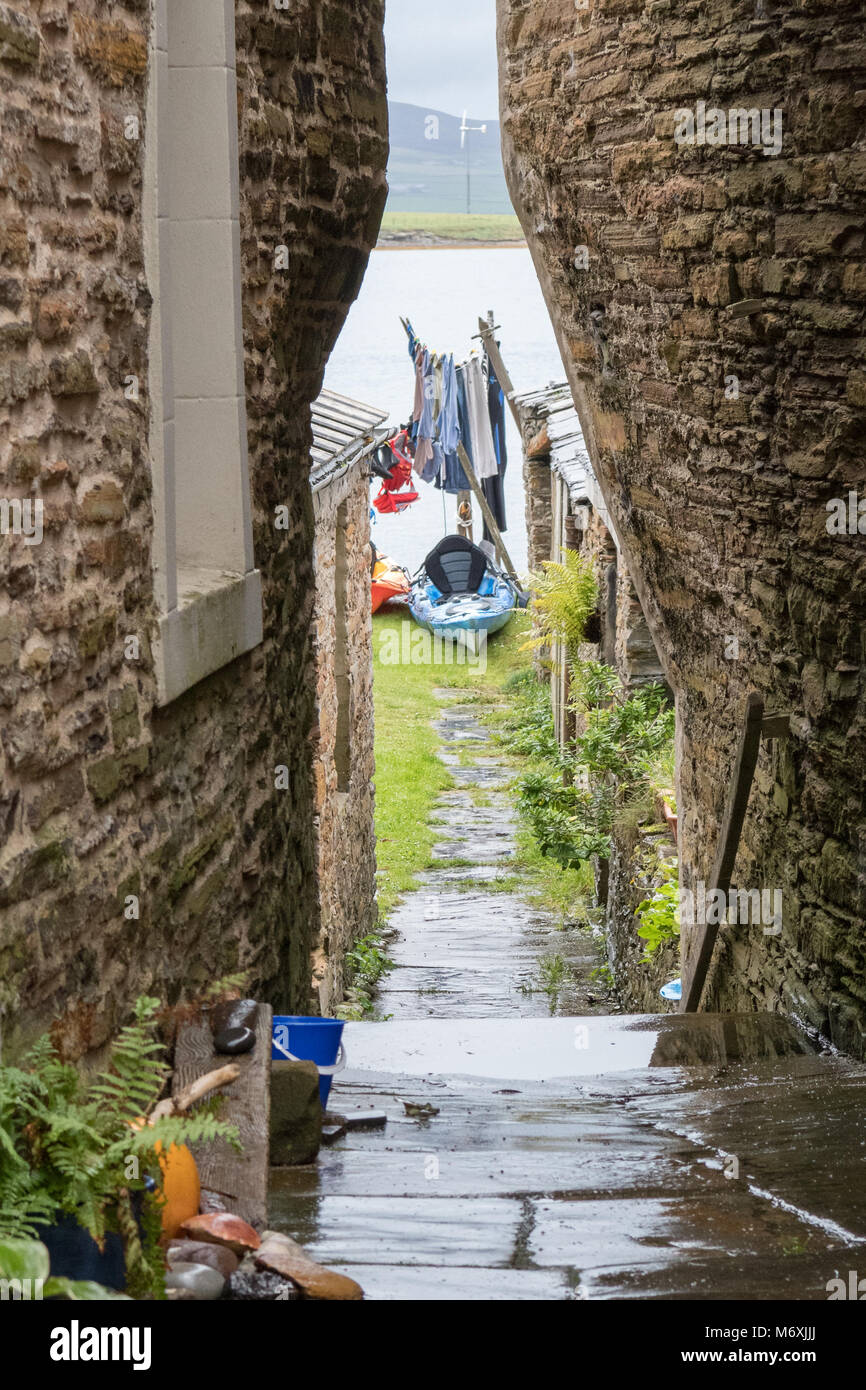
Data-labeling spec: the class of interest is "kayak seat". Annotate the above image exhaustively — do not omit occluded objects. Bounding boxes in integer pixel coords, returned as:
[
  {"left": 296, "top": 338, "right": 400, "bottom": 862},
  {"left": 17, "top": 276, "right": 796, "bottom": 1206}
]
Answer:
[{"left": 423, "top": 535, "right": 490, "bottom": 597}]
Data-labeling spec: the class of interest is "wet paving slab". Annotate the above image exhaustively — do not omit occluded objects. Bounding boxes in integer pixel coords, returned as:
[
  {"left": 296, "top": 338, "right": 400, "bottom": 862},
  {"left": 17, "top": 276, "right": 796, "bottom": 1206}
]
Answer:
[
  {"left": 378, "top": 907, "right": 603, "bottom": 1019},
  {"left": 270, "top": 1042, "right": 866, "bottom": 1301},
  {"left": 270, "top": 691, "right": 866, "bottom": 1300}
]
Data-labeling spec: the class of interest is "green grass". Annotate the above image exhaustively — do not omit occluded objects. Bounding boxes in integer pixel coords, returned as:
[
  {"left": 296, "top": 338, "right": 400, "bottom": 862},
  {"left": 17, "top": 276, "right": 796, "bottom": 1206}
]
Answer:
[
  {"left": 372, "top": 611, "right": 528, "bottom": 921},
  {"left": 512, "top": 825, "right": 596, "bottom": 927},
  {"left": 378, "top": 211, "right": 525, "bottom": 243}
]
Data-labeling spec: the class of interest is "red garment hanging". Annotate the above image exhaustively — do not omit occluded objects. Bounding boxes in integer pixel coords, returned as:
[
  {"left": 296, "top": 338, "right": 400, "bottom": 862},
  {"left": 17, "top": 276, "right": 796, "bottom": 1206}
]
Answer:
[{"left": 372, "top": 430, "right": 419, "bottom": 514}]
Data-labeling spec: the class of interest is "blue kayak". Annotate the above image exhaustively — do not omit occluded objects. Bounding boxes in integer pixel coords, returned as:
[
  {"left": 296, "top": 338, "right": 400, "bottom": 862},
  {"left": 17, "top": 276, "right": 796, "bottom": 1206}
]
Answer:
[{"left": 408, "top": 535, "right": 517, "bottom": 641}]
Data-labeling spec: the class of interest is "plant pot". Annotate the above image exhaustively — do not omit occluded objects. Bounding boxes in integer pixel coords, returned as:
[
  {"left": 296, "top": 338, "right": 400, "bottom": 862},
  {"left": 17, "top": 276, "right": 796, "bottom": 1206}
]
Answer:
[{"left": 36, "top": 1214, "right": 125, "bottom": 1292}]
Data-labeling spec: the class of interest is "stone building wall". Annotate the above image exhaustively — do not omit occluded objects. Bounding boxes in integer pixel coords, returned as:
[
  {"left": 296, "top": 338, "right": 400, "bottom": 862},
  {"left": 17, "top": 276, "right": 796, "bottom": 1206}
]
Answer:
[
  {"left": 309, "top": 463, "right": 377, "bottom": 1015},
  {"left": 499, "top": 0, "right": 866, "bottom": 1051},
  {"left": 0, "top": 0, "right": 387, "bottom": 1055},
  {"left": 523, "top": 455, "right": 554, "bottom": 572}
]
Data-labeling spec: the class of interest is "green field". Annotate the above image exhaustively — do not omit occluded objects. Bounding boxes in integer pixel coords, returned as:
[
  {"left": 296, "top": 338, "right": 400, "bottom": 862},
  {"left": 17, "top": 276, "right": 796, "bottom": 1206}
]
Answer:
[{"left": 378, "top": 211, "right": 525, "bottom": 244}]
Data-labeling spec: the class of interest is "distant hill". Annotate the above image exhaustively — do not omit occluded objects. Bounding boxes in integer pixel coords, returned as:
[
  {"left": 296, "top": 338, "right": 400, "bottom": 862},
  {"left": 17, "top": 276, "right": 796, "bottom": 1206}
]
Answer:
[{"left": 386, "top": 101, "right": 514, "bottom": 216}]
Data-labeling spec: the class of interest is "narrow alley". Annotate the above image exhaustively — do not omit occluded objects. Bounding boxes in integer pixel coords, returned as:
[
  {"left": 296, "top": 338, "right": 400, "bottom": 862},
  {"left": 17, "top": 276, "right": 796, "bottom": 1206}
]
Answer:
[
  {"left": 271, "top": 693, "right": 866, "bottom": 1301},
  {"left": 2, "top": 0, "right": 865, "bottom": 1347}
]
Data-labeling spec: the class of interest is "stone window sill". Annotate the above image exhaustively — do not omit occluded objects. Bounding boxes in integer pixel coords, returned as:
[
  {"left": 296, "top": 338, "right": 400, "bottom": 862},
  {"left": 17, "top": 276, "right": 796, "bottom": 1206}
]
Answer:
[{"left": 154, "top": 566, "right": 263, "bottom": 706}]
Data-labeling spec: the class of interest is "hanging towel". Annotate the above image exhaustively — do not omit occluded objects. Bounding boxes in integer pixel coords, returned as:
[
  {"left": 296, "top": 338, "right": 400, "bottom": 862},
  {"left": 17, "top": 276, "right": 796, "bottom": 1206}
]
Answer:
[
  {"left": 440, "top": 364, "right": 473, "bottom": 493},
  {"left": 414, "top": 348, "right": 436, "bottom": 477},
  {"left": 412, "top": 344, "right": 425, "bottom": 425},
  {"left": 439, "top": 354, "right": 460, "bottom": 455},
  {"left": 464, "top": 355, "right": 498, "bottom": 480}
]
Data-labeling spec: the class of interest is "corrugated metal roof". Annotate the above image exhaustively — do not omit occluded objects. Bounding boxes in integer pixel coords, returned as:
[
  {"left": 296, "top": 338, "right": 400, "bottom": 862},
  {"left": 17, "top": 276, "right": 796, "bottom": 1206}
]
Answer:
[
  {"left": 513, "top": 381, "right": 620, "bottom": 548},
  {"left": 310, "top": 388, "right": 390, "bottom": 492}
]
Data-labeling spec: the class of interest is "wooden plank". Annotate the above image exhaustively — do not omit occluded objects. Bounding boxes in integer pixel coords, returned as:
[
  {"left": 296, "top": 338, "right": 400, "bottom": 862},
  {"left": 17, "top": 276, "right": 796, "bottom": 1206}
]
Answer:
[
  {"left": 456, "top": 441, "right": 520, "bottom": 583},
  {"left": 172, "top": 1002, "right": 272, "bottom": 1229},
  {"left": 477, "top": 317, "right": 521, "bottom": 428},
  {"left": 680, "top": 694, "right": 764, "bottom": 1014}
]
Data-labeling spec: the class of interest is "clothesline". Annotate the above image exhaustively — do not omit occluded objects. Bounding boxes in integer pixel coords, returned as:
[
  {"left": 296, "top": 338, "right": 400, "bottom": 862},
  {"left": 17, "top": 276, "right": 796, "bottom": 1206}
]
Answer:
[
  {"left": 398, "top": 316, "right": 510, "bottom": 544},
  {"left": 398, "top": 316, "right": 484, "bottom": 372}
]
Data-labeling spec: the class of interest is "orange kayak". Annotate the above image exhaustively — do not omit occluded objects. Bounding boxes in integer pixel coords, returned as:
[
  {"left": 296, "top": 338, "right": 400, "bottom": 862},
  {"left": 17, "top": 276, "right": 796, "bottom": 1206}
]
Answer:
[{"left": 372, "top": 554, "right": 410, "bottom": 612}]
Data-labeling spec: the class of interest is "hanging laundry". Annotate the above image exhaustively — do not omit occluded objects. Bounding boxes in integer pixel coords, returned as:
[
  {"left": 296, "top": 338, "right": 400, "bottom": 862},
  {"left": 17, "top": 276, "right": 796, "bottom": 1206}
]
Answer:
[
  {"left": 372, "top": 430, "right": 420, "bottom": 514},
  {"left": 436, "top": 354, "right": 470, "bottom": 495},
  {"left": 413, "top": 348, "right": 437, "bottom": 479},
  {"left": 397, "top": 320, "right": 510, "bottom": 532},
  {"left": 463, "top": 355, "right": 498, "bottom": 480},
  {"left": 482, "top": 351, "right": 508, "bottom": 539},
  {"left": 411, "top": 344, "right": 425, "bottom": 429}
]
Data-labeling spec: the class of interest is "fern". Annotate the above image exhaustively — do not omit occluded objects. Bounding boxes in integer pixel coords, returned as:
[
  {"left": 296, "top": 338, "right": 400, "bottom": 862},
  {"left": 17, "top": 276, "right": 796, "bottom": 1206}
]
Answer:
[
  {"left": 521, "top": 549, "right": 598, "bottom": 663},
  {"left": 0, "top": 994, "right": 239, "bottom": 1293}
]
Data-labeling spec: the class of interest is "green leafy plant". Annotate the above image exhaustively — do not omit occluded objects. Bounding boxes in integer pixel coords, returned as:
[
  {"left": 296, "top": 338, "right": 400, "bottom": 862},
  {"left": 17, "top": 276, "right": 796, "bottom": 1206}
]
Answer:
[
  {"left": 0, "top": 996, "right": 240, "bottom": 1298},
  {"left": 590, "top": 962, "right": 616, "bottom": 992},
  {"left": 499, "top": 668, "right": 564, "bottom": 765},
  {"left": 573, "top": 677, "right": 674, "bottom": 785},
  {"left": 516, "top": 769, "right": 613, "bottom": 869},
  {"left": 514, "top": 668, "right": 675, "bottom": 870},
  {"left": 521, "top": 549, "right": 598, "bottom": 663},
  {"left": 517, "top": 955, "right": 574, "bottom": 1014},
  {"left": 539, "top": 953, "right": 570, "bottom": 998},
  {"left": 337, "top": 931, "right": 395, "bottom": 1020},
  {"left": 640, "top": 741, "right": 677, "bottom": 813},
  {"left": 635, "top": 857, "right": 680, "bottom": 961},
  {"left": 569, "top": 658, "right": 620, "bottom": 712},
  {"left": 0, "top": 1236, "right": 130, "bottom": 1301}
]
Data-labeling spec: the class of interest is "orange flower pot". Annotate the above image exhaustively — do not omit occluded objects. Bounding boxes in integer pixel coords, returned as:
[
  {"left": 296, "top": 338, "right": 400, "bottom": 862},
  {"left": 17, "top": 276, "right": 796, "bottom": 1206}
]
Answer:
[
  {"left": 153, "top": 1138, "right": 201, "bottom": 1240},
  {"left": 131, "top": 1118, "right": 200, "bottom": 1240}
]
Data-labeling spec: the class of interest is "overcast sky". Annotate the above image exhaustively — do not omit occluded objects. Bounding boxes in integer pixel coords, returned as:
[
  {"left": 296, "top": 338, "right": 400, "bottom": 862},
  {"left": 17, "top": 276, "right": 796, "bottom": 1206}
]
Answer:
[{"left": 384, "top": 0, "right": 500, "bottom": 122}]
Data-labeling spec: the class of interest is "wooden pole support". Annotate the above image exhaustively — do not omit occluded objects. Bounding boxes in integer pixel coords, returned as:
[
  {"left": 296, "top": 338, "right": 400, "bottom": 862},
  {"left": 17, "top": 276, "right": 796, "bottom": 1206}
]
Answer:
[
  {"left": 679, "top": 692, "right": 765, "bottom": 1013},
  {"left": 477, "top": 317, "right": 521, "bottom": 429},
  {"left": 456, "top": 441, "right": 519, "bottom": 583}
]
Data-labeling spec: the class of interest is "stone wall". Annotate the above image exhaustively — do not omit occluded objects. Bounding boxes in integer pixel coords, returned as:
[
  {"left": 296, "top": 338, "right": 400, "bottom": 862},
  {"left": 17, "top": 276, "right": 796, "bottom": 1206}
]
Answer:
[
  {"left": 309, "top": 463, "right": 377, "bottom": 1015},
  {"left": 0, "top": 0, "right": 387, "bottom": 1054},
  {"left": 499, "top": 0, "right": 866, "bottom": 1052},
  {"left": 607, "top": 826, "right": 679, "bottom": 1013}
]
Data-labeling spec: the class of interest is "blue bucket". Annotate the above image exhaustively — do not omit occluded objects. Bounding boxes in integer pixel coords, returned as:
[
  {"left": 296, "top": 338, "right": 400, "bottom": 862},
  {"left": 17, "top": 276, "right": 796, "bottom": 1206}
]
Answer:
[{"left": 271, "top": 1015, "right": 345, "bottom": 1108}]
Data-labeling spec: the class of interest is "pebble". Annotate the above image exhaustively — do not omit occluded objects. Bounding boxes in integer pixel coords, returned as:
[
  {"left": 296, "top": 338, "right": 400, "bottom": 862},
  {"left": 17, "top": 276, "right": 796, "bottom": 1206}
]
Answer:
[
  {"left": 167, "top": 1240, "right": 239, "bottom": 1279},
  {"left": 164, "top": 1262, "right": 226, "bottom": 1301},
  {"left": 213, "top": 1025, "right": 256, "bottom": 1055},
  {"left": 211, "top": 998, "right": 258, "bottom": 1035},
  {"left": 254, "top": 1231, "right": 363, "bottom": 1301},
  {"left": 179, "top": 1211, "right": 261, "bottom": 1255}
]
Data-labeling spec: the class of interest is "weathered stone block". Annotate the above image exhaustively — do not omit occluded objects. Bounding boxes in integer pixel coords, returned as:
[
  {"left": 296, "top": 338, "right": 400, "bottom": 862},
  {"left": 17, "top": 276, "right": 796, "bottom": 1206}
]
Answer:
[
  {"left": 48, "top": 350, "right": 99, "bottom": 397},
  {"left": 72, "top": 14, "right": 146, "bottom": 87},
  {"left": 0, "top": 4, "right": 40, "bottom": 66},
  {"left": 270, "top": 1060, "right": 322, "bottom": 1165}
]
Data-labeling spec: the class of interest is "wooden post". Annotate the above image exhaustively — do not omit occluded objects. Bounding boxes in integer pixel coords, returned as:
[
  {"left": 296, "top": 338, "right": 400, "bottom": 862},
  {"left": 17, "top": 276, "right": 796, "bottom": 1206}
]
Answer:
[
  {"left": 477, "top": 316, "right": 521, "bottom": 429},
  {"left": 679, "top": 692, "right": 765, "bottom": 1013},
  {"left": 456, "top": 490, "right": 473, "bottom": 540},
  {"left": 456, "top": 441, "right": 520, "bottom": 583}
]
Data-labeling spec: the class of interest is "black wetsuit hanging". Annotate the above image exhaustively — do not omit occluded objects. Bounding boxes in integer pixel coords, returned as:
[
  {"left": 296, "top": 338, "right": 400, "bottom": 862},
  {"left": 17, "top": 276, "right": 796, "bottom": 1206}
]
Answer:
[{"left": 482, "top": 352, "right": 508, "bottom": 541}]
